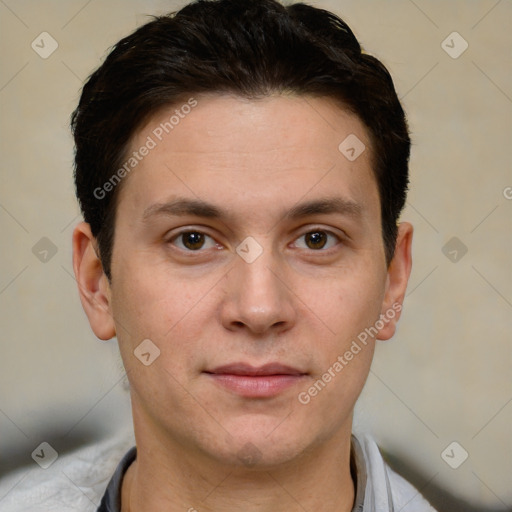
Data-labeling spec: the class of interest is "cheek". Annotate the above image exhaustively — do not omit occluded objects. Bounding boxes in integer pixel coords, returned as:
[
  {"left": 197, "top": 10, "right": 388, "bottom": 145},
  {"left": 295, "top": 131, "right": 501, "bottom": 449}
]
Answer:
[
  {"left": 297, "top": 283, "right": 378, "bottom": 426},
  {"left": 111, "top": 272, "right": 207, "bottom": 404},
  {"left": 291, "top": 266, "right": 384, "bottom": 405},
  {"left": 296, "top": 268, "right": 385, "bottom": 342},
  {"left": 110, "top": 261, "right": 222, "bottom": 375},
  {"left": 112, "top": 257, "right": 197, "bottom": 335}
]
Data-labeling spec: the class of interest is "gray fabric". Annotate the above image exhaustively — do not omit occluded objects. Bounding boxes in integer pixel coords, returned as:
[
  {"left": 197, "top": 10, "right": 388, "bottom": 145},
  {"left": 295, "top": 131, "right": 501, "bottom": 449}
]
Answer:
[
  {"left": 97, "top": 446, "right": 136, "bottom": 512},
  {"left": 350, "top": 434, "right": 368, "bottom": 511},
  {"left": 0, "top": 429, "right": 436, "bottom": 511}
]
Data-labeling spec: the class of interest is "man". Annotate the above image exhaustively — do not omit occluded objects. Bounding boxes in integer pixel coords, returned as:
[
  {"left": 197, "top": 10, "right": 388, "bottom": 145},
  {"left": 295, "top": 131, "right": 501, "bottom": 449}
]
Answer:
[{"left": 2, "top": 0, "right": 437, "bottom": 510}]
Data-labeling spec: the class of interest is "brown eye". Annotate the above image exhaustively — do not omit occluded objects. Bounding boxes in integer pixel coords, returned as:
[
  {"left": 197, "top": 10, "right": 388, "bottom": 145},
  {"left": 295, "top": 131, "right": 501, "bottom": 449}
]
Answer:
[
  {"left": 169, "top": 229, "right": 222, "bottom": 254},
  {"left": 180, "top": 232, "right": 204, "bottom": 251},
  {"left": 305, "top": 231, "right": 328, "bottom": 250},
  {"left": 170, "top": 231, "right": 219, "bottom": 251},
  {"left": 181, "top": 232, "right": 205, "bottom": 250},
  {"left": 293, "top": 230, "right": 340, "bottom": 251}
]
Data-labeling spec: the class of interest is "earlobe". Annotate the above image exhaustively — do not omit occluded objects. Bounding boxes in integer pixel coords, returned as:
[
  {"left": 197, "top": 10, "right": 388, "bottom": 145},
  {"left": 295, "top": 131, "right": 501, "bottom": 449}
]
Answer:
[
  {"left": 72, "top": 222, "right": 116, "bottom": 341},
  {"left": 377, "top": 222, "right": 413, "bottom": 341}
]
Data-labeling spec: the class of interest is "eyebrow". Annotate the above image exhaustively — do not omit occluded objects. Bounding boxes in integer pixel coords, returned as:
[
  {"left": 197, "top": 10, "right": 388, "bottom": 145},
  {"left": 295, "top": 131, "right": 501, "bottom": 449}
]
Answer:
[
  {"left": 143, "top": 198, "right": 222, "bottom": 221},
  {"left": 285, "top": 197, "right": 362, "bottom": 220},
  {"left": 142, "top": 196, "right": 362, "bottom": 222}
]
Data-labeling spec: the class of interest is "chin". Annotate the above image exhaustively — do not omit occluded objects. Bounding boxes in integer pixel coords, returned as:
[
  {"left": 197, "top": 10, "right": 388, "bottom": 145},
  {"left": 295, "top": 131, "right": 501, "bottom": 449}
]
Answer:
[{"left": 199, "top": 421, "right": 312, "bottom": 470}]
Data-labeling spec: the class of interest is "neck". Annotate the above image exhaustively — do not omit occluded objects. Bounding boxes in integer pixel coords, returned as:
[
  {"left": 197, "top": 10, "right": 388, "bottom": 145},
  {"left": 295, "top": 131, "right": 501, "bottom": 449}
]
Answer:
[{"left": 121, "top": 420, "right": 356, "bottom": 512}]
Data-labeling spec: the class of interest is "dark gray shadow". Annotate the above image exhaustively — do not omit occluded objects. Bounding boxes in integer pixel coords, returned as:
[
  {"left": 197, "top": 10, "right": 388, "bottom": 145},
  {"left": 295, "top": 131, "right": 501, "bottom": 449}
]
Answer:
[{"left": 0, "top": 426, "right": 100, "bottom": 477}]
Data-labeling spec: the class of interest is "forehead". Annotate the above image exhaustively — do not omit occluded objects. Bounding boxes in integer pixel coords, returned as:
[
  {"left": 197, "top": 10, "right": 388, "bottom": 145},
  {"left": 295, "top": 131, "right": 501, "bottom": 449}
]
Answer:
[{"left": 118, "top": 94, "right": 379, "bottom": 220}]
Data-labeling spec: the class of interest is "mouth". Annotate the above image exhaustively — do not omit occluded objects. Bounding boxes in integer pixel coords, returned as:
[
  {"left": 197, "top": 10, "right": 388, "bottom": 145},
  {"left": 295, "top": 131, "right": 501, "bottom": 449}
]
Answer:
[{"left": 203, "top": 362, "right": 308, "bottom": 398}]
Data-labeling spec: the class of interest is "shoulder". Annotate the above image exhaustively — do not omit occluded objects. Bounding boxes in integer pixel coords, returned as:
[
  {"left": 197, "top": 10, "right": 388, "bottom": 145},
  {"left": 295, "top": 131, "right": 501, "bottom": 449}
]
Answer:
[
  {"left": 353, "top": 433, "right": 438, "bottom": 512},
  {"left": 0, "top": 428, "right": 135, "bottom": 512}
]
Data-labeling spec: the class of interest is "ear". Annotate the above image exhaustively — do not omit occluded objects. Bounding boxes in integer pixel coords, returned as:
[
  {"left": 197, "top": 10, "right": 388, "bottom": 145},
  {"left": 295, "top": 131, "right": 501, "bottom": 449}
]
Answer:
[
  {"left": 72, "top": 222, "right": 116, "bottom": 340},
  {"left": 377, "top": 222, "right": 413, "bottom": 340}
]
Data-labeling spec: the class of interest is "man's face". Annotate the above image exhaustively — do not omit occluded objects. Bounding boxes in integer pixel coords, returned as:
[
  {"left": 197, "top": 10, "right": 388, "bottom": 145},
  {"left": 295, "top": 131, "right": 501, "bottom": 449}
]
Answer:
[{"left": 103, "top": 95, "right": 399, "bottom": 466}]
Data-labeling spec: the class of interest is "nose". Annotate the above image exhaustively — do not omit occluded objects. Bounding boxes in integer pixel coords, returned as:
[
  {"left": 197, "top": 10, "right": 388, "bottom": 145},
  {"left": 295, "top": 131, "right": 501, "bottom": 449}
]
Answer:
[{"left": 220, "top": 246, "right": 296, "bottom": 336}]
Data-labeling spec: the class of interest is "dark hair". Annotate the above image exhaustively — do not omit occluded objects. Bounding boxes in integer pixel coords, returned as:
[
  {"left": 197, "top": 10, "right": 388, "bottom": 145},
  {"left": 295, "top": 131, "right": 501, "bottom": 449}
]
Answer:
[{"left": 71, "top": 0, "right": 410, "bottom": 280}]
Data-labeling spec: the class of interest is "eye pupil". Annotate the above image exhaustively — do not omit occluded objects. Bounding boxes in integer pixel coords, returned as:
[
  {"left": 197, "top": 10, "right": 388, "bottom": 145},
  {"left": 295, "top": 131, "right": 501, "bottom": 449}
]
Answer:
[
  {"left": 182, "top": 232, "right": 205, "bottom": 250},
  {"left": 305, "top": 231, "right": 327, "bottom": 250}
]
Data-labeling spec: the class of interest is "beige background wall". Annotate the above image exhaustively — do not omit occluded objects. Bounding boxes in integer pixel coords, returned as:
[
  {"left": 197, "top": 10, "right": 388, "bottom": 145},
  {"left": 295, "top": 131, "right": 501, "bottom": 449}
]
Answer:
[{"left": 0, "top": 1, "right": 510, "bottom": 510}]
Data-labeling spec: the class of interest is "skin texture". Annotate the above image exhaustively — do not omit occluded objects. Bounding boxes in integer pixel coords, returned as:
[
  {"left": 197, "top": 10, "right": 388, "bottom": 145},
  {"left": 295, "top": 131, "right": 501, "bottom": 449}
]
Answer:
[{"left": 73, "top": 94, "right": 413, "bottom": 511}]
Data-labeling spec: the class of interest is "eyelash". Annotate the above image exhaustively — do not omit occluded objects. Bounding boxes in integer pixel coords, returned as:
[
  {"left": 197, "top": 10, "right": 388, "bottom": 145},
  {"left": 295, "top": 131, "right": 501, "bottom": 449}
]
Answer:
[{"left": 167, "top": 228, "right": 343, "bottom": 253}]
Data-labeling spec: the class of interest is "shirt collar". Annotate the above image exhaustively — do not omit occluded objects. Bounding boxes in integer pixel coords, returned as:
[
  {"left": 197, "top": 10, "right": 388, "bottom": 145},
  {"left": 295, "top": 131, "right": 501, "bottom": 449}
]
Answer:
[{"left": 97, "top": 435, "right": 367, "bottom": 512}]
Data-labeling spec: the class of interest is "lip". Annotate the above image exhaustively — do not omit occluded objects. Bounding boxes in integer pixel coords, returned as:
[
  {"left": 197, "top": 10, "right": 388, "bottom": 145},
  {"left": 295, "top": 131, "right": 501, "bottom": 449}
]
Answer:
[
  {"left": 207, "top": 362, "right": 305, "bottom": 376},
  {"left": 204, "top": 362, "right": 307, "bottom": 398}
]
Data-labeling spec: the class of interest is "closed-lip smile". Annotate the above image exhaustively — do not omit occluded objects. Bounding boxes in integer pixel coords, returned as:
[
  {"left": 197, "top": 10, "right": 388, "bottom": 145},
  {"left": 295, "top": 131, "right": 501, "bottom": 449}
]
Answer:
[{"left": 204, "top": 362, "right": 307, "bottom": 397}]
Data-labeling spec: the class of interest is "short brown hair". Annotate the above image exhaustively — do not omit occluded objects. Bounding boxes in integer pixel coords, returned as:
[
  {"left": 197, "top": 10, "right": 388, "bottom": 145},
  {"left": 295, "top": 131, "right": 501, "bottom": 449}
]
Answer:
[{"left": 71, "top": 0, "right": 410, "bottom": 279}]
